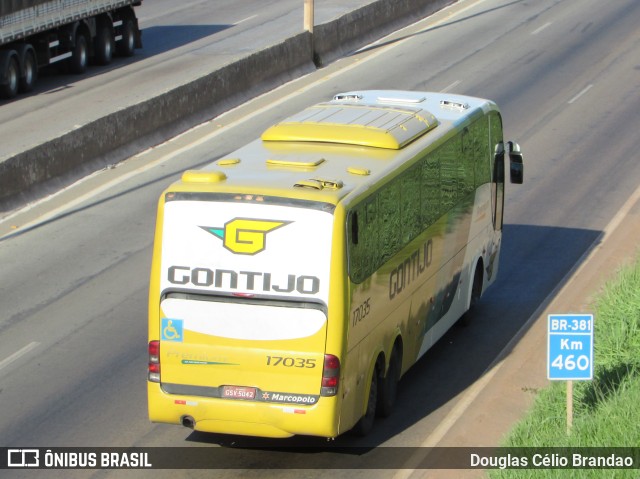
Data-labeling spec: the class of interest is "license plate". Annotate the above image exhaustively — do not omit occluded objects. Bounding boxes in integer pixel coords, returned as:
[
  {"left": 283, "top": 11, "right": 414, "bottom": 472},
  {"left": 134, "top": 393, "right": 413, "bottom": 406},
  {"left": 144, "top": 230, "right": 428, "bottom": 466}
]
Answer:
[{"left": 222, "top": 386, "right": 256, "bottom": 400}]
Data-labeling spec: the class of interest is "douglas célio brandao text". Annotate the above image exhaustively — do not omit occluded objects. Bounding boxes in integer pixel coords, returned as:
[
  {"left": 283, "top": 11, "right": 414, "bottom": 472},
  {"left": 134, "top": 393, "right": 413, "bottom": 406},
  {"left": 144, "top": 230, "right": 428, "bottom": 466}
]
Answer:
[{"left": 470, "top": 452, "right": 635, "bottom": 469}]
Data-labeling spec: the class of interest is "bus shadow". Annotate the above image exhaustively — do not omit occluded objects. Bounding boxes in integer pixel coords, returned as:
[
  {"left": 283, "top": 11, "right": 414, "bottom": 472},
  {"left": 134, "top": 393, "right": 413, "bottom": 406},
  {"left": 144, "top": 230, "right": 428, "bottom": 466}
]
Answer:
[
  {"left": 181, "top": 223, "right": 603, "bottom": 464},
  {"left": 370, "top": 223, "right": 603, "bottom": 443}
]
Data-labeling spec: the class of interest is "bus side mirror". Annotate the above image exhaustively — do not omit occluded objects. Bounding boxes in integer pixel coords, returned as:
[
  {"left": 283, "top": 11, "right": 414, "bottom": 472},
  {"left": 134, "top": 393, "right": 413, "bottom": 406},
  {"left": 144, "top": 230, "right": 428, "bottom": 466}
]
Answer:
[{"left": 508, "top": 141, "right": 524, "bottom": 184}]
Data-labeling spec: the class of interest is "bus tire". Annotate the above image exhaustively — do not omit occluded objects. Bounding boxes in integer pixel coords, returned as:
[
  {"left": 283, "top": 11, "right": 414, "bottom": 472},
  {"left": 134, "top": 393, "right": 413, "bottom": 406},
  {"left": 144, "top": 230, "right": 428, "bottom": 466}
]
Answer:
[
  {"left": 377, "top": 347, "right": 401, "bottom": 418},
  {"left": 1, "top": 53, "right": 19, "bottom": 99},
  {"left": 460, "top": 262, "right": 483, "bottom": 326},
  {"left": 18, "top": 47, "right": 37, "bottom": 93},
  {"left": 353, "top": 364, "right": 379, "bottom": 436},
  {"left": 70, "top": 32, "right": 89, "bottom": 74}
]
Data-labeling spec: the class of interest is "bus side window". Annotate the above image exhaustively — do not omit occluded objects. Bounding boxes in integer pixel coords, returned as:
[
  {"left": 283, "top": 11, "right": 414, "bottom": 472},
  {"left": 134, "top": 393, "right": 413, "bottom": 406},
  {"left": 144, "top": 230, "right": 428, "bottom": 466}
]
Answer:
[
  {"left": 401, "top": 163, "right": 422, "bottom": 244},
  {"left": 348, "top": 209, "right": 364, "bottom": 283},
  {"left": 421, "top": 147, "right": 441, "bottom": 227},
  {"left": 490, "top": 112, "right": 505, "bottom": 230},
  {"left": 378, "top": 182, "right": 401, "bottom": 264},
  {"left": 461, "top": 127, "right": 475, "bottom": 196},
  {"left": 440, "top": 137, "right": 460, "bottom": 212},
  {"left": 364, "top": 199, "right": 378, "bottom": 267},
  {"left": 473, "top": 117, "right": 492, "bottom": 187},
  {"left": 349, "top": 198, "right": 380, "bottom": 283},
  {"left": 349, "top": 201, "right": 373, "bottom": 283}
]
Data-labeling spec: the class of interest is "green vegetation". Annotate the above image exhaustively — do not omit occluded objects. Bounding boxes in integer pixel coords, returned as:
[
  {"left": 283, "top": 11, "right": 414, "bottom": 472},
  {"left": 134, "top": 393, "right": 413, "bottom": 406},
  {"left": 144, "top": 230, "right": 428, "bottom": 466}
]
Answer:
[{"left": 490, "top": 255, "right": 640, "bottom": 478}]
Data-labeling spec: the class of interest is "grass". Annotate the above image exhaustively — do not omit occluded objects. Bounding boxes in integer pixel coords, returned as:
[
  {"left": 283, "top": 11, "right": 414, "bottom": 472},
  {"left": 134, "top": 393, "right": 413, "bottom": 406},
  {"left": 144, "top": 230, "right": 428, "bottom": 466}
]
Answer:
[{"left": 489, "top": 255, "right": 640, "bottom": 478}]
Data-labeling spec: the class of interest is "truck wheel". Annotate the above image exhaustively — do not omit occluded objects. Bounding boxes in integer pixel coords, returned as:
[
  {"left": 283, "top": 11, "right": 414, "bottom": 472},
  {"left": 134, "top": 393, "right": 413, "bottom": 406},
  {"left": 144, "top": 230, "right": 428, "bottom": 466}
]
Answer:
[
  {"left": 117, "top": 18, "right": 136, "bottom": 57},
  {"left": 95, "top": 23, "right": 114, "bottom": 65},
  {"left": 1, "top": 55, "right": 19, "bottom": 99},
  {"left": 70, "top": 33, "right": 89, "bottom": 74},
  {"left": 19, "top": 49, "right": 37, "bottom": 93},
  {"left": 353, "top": 364, "right": 379, "bottom": 436}
]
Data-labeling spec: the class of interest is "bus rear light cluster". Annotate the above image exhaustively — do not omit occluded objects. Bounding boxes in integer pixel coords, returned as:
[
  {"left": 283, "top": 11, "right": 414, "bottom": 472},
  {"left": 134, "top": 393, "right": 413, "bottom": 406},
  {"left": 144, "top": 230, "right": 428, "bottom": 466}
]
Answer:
[
  {"left": 148, "top": 340, "right": 160, "bottom": 383},
  {"left": 320, "top": 354, "right": 340, "bottom": 396}
]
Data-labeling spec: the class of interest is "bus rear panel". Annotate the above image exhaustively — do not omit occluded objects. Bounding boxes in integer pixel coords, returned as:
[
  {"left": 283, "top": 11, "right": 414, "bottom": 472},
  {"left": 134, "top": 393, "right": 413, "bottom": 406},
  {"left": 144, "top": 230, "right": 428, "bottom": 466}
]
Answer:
[{"left": 148, "top": 194, "right": 342, "bottom": 438}]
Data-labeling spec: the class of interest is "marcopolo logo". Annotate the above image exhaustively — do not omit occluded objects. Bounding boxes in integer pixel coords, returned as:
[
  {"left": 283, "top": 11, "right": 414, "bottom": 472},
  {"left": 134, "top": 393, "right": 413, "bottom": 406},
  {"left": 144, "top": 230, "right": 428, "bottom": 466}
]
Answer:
[{"left": 200, "top": 218, "right": 290, "bottom": 255}]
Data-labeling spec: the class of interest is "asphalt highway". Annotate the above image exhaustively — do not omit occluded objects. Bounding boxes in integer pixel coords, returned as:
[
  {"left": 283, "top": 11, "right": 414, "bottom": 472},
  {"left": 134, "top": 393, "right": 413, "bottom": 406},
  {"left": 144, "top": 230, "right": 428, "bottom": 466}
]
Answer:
[{"left": 1, "top": 0, "right": 639, "bottom": 477}]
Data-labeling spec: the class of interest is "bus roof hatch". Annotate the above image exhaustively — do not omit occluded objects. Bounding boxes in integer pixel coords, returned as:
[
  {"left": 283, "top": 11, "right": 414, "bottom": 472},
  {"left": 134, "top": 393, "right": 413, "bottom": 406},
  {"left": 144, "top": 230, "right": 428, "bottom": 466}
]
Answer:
[{"left": 261, "top": 104, "right": 438, "bottom": 150}]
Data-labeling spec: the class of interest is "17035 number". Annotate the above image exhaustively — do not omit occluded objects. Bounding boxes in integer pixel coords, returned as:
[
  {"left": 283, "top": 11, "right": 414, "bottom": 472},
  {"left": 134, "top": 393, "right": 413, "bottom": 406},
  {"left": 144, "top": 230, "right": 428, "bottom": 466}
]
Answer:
[{"left": 266, "top": 356, "right": 316, "bottom": 368}]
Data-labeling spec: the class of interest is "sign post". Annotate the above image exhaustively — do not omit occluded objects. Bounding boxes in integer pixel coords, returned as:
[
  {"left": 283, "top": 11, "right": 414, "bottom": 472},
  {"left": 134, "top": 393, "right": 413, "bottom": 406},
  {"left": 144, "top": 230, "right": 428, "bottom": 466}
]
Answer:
[
  {"left": 547, "top": 314, "right": 594, "bottom": 434},
  {"left": 304, "top": 0, "right": 314, "bottom": 33}
]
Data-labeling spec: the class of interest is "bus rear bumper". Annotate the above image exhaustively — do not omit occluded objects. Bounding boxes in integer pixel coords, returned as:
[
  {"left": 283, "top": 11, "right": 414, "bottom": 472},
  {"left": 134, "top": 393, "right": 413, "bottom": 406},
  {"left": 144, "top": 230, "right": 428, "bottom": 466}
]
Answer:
[{"left": 148, "top": 383, "right": 340, "bottom": 438}]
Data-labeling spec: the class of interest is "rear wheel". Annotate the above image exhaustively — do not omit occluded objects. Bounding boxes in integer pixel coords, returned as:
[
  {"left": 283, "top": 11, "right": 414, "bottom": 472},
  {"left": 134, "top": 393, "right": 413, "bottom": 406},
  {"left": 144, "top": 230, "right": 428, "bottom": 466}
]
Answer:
[
  {"left": 117, "top": 17, "right": 136, "bottom": 57},
  {"left": 460, "top": 263, "right": 483, "bottom": 326},
  {"left": 353, "top": 365, "right": 379, "bottom": 436},
  {"left": 1, "top": 54, "right": 19, "bottom": 99},
  {"left": 95, "top": 22, "right": 114, "bottom": 65},
  {"left": 19, "top": 48, "right": 37, "bottom": 93},
  {"left": 70, "top": 33, "right": 89, "bottom": 74},
  {"left": 377, "top": 348, "right": 401, "bottom": 418}
]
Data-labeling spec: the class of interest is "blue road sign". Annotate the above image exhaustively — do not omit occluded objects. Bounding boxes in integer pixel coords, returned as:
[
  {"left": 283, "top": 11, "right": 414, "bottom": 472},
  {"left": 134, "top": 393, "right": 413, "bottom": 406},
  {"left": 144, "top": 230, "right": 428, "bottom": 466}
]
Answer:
[{"left": 547, "top": 314, "right": 593, "bottom": 380}]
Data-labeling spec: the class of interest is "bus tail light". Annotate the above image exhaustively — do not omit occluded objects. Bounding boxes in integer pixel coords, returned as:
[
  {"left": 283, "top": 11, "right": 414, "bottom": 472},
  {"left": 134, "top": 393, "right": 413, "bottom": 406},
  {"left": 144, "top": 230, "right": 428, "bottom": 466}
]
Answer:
[
  {"left": 321, "top": 354, "right": 340, "bottom": 396},
  {"left": 148, "top": 340, "right": 160, "bottom": 383}
]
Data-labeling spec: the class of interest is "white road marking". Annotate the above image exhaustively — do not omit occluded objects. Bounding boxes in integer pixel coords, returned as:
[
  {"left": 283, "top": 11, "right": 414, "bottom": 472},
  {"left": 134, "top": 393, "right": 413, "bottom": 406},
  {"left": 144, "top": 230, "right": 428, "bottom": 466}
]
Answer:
[
  {"left": 392, "top": 359, "right": 505, "bottom": 478},
  {"left": 568, "top": 84, "right": 594, "bottom": 104},
  {"left": 441, "top": 80, "right": 461, "bottom": 93},
  {"left": 531, "top": 22, "right": 552, "bottom": 35},
  {"left": 0, "top": 342, "right": 40, "bottom": 371},
  {"left": 234, "top": 15, "right": 257, "bottom": 25}
]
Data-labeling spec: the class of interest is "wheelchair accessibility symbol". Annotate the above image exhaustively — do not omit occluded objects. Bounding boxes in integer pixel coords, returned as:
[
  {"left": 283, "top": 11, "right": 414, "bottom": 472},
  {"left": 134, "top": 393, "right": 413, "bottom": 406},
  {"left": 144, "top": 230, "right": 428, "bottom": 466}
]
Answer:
[{"left": 162, "top": 318, "right": 183, "bottom": 342}]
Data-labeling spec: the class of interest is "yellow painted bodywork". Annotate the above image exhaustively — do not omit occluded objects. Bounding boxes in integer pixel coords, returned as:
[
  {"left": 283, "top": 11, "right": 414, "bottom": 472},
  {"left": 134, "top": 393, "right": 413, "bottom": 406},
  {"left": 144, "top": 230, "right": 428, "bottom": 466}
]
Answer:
[{"left": 262, "top": 104, "right": 438, "bottom": 149}]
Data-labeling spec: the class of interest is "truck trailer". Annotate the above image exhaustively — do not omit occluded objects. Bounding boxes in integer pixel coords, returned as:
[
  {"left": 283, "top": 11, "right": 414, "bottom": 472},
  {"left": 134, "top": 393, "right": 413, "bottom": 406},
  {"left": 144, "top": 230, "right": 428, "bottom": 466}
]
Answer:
[{"left": 1, "top": 0, "right": 142, "bottom": 99}]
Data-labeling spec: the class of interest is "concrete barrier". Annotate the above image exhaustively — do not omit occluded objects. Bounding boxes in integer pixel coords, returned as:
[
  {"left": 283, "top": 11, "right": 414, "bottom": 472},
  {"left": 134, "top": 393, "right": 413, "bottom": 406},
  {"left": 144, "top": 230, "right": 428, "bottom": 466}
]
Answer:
[
  {"left": 0, "top": 0, "right": 454, "bottom": 209},
  {"left": 0, "top": 31, "right": 315, "bottom": 208}
]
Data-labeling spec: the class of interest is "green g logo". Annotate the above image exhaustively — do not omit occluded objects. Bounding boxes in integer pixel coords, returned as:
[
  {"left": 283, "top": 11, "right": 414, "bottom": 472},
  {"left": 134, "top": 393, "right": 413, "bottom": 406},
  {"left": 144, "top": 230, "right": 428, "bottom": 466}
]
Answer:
[{"left": 200, "top": 218, "right": 290, "bottom": 255}]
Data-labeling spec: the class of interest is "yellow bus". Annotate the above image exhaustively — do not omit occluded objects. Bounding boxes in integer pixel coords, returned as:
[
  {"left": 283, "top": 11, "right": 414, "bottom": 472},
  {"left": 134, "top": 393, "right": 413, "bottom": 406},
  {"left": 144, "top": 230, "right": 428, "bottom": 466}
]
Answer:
[{"left": 147, "top": 90, "right": 524, "bottom": 438}]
